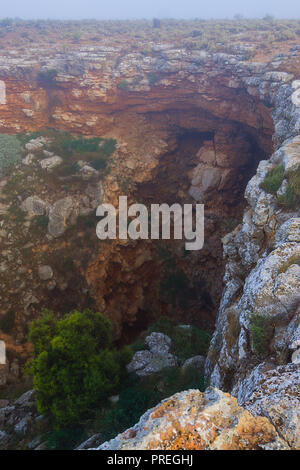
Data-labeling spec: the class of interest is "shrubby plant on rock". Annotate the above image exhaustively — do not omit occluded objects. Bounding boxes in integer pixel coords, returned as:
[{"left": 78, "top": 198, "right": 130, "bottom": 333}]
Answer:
[{"left": 26, "top": 309, "right": 132, "bottom": 427}]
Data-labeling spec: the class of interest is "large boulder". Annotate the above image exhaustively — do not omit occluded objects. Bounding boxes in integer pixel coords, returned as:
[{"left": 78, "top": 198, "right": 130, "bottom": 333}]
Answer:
[
  {"left": 48, "top": 197, "right": 77, "bottom": 238},
  {"left": 21, "top": 196, "right": 47, "bottom": 216},
  {"left": 94, "top": 388, "right": 290, "bottom": 450},
  {"left": 40, "top": 155, "right": 63, "bottom": 170},
  {"left": 127, "top": 333, "right": 177, "bottom": 377}
]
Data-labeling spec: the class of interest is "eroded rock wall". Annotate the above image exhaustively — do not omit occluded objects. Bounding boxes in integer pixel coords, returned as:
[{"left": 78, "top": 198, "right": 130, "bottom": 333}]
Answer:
[{"left": 0, "top": 39, "right": 299, "bottom": 448}]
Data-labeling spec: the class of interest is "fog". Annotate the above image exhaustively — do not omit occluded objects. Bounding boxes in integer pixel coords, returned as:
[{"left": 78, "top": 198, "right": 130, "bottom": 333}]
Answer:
[{"left": 1, "top": 0, "right": 300, "bottom": 21}]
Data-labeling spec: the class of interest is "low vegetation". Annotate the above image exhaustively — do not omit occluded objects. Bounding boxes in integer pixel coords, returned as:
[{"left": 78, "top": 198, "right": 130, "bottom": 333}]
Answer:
[
  {"left": 25, "top": 312, "right": 210, "bottom": 449},
  {"left": 248, "top": 312, "right": 274, "bottom": 357},
  {"left": 132, "top": 317, "right": 211, "bottom": 362},
  {"left": 277, "top": 168, "right": 300, "bottom": 208},
  {"left": 0, "top": 134, "right": 23, "bottom": 178},
  {"left": 98, "top": 364, "right": 206, "bottom": 442},
  {"left": 117, "top": 80, "right": 130, "bottom": 91},
  {"left": 260, "top": 164, "right": 285, "bottom": 193},
  {"left": 37, "top": 69, "right": 58, "bottom": 88},
  {"left": 260, "top": 164, "right": 300, "bottom": 209},
  {"left": 18, "top": 129, "right": 117, "bottom": 177},
  {"left": 0, "top": 310, "right": 15, "bottom": 334},
  {"left": 26, "top": 309, "right": 132, "bottom": 428}
]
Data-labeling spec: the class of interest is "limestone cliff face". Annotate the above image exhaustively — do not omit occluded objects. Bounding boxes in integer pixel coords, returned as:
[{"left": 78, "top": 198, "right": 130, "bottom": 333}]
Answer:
[{"left": 204, "top": 62, "right": 300, "bottom": 445}]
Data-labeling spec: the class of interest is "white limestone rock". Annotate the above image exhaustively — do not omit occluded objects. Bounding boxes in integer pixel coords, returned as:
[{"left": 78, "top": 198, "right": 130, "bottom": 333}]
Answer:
[
  {"left": 40, "top": 155, "right": 63, "bottom": 170},
  {"left": 21, "top": 196, "right": 47, "bottom": 216}
]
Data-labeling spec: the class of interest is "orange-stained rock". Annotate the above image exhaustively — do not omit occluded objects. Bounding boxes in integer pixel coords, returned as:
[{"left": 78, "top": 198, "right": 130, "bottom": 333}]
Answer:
[{"left": 95, "top": 388, "right": 291, "bottom": 450}]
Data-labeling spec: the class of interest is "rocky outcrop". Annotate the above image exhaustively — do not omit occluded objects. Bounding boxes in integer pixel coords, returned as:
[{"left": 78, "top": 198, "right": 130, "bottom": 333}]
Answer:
[
  {"left": 203, "top": 65, "right": 300, "bottom": 449},
  {"left": 205, "top": 132, "right": 300, "bottom": 389},
  {"left": 0, "top": 390, "right": 43, "bottom": 449},
  {"left": 21, "top": 196, "right": 48, "bottom": 216},
  {"left": 127, "top": 332, "right": 177, "bottom": 377},
  {"left": 94, "top": 388, "right": 290, "bottom": 450},
  {"left": 47, "top": 196, "right": 77, "bottom": 237},
  {"left": 233, "top": 363, "right": 300, "bottom": 449}
]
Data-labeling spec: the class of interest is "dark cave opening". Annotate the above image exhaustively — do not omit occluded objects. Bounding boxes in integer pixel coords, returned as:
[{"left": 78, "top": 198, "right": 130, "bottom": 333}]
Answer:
[{"left": 119, "top": 123, "right": 270, "bottom": 343}]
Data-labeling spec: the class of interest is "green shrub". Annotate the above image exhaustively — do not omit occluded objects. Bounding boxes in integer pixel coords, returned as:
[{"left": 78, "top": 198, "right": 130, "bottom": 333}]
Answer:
[
  {"left": 260, "top": 164, "right": 285, "bottom": 194},
  {"left": 148, "top": 73, "right": 159, "bottom": 86},
  {"left": 0, "top": 134, "right": 23, "bottom": 178},
  {"left": 289, "top": 168, "right": 300, "bottom": 197},
  {"left": 37, "top": 69, "right": 58, "bottom": 88},
  {"left": 34, "top": 215, "right": 49, "bottom": 228},
  {"left": 47, "top": 426, "right": 87, "bottom": 450},
  {"left": 117, "top": 80, "right": 130, "bottom": 91},
  {"left": 263, "top": 14, "right": 275, "bottom": 23},
  {"left": 18, "top": 131, "right": 43, "bottom": 145},
  {"left": 7, "top": 204, "right": 26, "bottom": 223},
  {"left": 171, "top": 326, "right": 211, "bottom": 361},
  {"left": 162, "top": 365, "right": 206, "bottom": 396},
  {"left": 160, "top": 270, "right": 189, "bottom": 307},
  {"left": 62, "top": 136, "right": 102, "bottom": 154},
  {"left": 90, "top": 157, "right": 108, "bottom": 170},
  {"left": 276, "top": 168, "right": 300, "bottom": 208},
  {"left": 46, "top": 132, "right": 116, "bottom": 163},
  {"left": 248, "top": 313, "right": 273, "bottom": 357},
  {"left": 132, "top": 318, "right": 211, "bottom": 362},
  {"left": 27, "top": 309, "right": 132, "bottom": 428},
  {"left": 99, "top": 364, "right": 205, "bottom": 441},
  {"left": 99, "top": 380, "right": 161, "bottom": 440},
  {"left": 277, "top": 184, "right": 299, "bottom": 208}
]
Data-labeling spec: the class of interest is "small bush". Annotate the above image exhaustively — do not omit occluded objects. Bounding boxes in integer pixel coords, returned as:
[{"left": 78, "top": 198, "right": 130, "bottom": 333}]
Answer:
[
  {"left": 289, "top": 168, "right": 300, "bottom": 197},
  {"left": 263, "top": 14, "right": 275, "bottom": 23},
  {"left": 117, "top": 80, "right": 130, "bottom": 91},
  {"left": 99, "top": 364, "right": 205, "bottom": 441},
  {"left": 34, "top": 215, "right": 49, "bottom": 228},
  {"left": 37, "top": 69, "right": 58, "bottom": 88},
  {"left": 162, "top": 365, "right": 206, "bottom": 396},
  {"left": 0, "top": 134, "right": 23, "bottom": 178},
  {"left": 248, "top": 313, "right": 273, "bottom": 357},
  {"left": 148, "top": 73, "right": 159, "bottom": 86},
  {"left": 90, "top": 157, "right": 108, "bottom": 170},
  {"left": 47, "top": 426, "right": 87, "bottom": 450},
  {"left": 99, "top": 380, "right": 161, "bottom": 440},
  {"left": 132, "top": 318, "right": 211, "bottom": 362},
  {"left": 260, "top": 164, "right": 285, "bottom": 194},
  {"left": 276, "top": 168, "right": 300, "bottom": 209},
  {"left": 277, "top": 184, "right": 299, "bottom": 208}
]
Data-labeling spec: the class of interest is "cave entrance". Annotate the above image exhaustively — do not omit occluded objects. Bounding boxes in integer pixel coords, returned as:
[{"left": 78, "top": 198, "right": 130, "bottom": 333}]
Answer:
[{"left": 118, "top": 122, "right": 270, "bottom": 343}]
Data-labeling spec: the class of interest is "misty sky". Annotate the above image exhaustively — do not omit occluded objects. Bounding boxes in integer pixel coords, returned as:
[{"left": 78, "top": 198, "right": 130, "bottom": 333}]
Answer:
[{"left": 1, "top": 0, "right": 300, "bottom": 20}]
